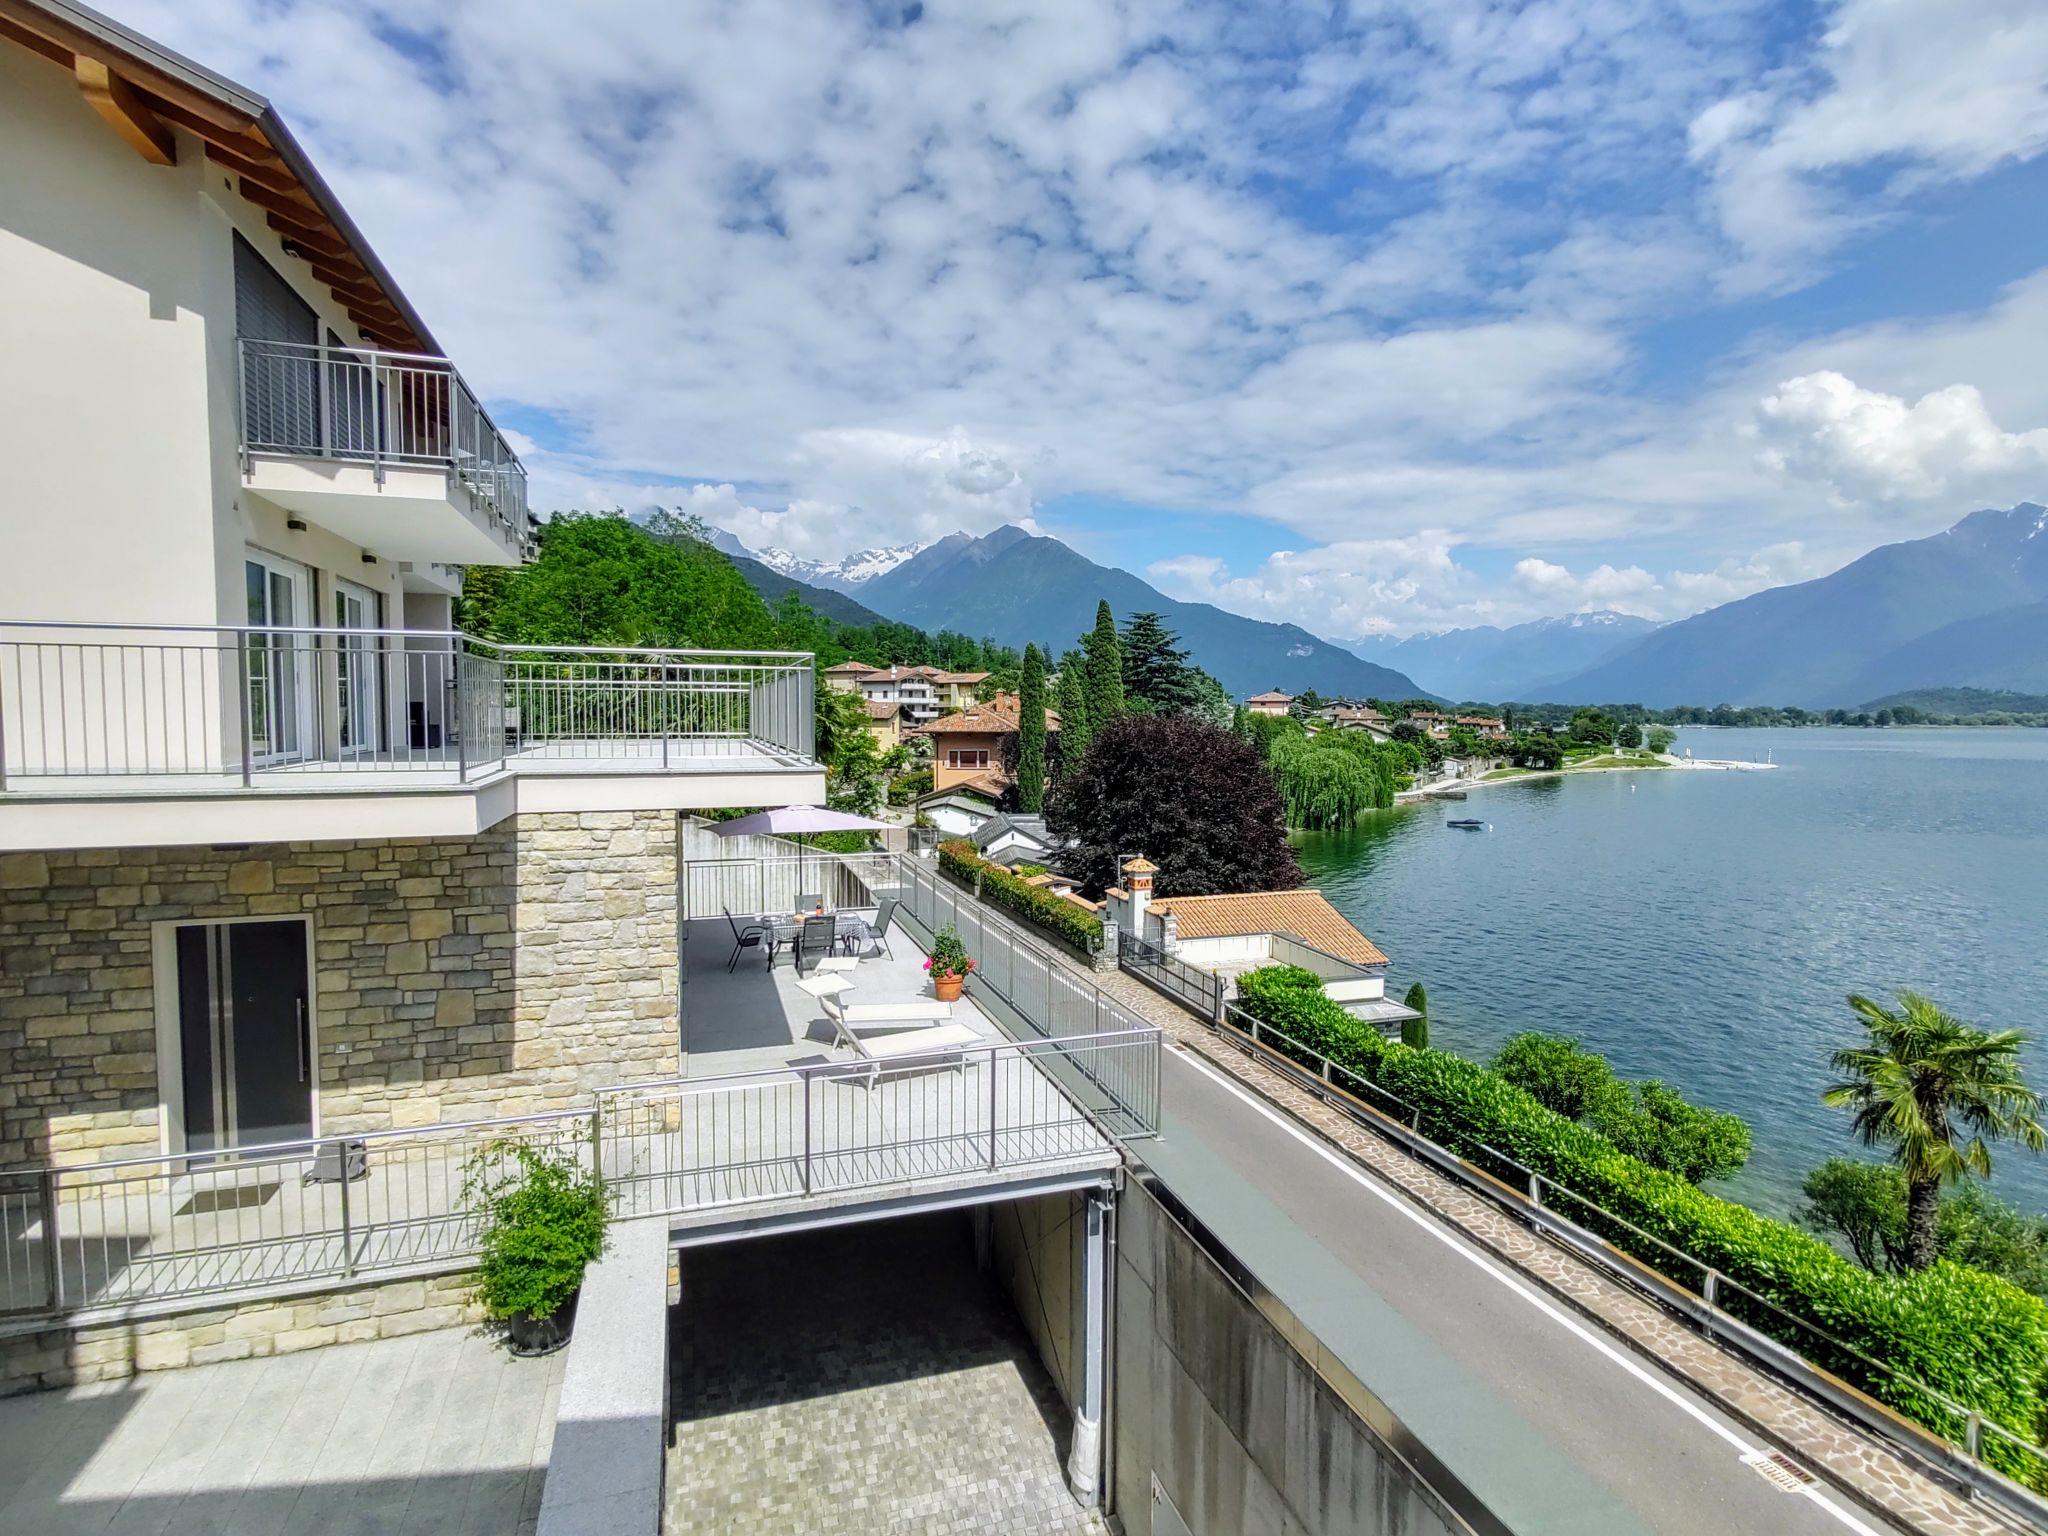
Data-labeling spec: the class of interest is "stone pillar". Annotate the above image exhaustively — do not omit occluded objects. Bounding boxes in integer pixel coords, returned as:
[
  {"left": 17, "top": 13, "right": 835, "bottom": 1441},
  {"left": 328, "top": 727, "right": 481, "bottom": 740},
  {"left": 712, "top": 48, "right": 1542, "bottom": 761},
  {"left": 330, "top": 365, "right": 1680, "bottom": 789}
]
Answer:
[
  {"left": 1119, "top": 856, "right": 1156, "bottom": 940},
  {"left": 1066, "top": 1188, "right": 1110, "bottom": 1505},
  {"left": 1093, "top": 915, "right": 1119, "bottom": 974}
]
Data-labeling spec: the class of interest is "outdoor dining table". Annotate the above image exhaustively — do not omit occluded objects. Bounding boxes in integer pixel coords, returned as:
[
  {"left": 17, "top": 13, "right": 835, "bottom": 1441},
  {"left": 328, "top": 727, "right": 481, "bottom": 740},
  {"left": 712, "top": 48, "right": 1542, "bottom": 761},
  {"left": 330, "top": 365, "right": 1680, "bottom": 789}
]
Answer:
[{"left": 762, "top": 910, "right": 873, "bottom": 956}]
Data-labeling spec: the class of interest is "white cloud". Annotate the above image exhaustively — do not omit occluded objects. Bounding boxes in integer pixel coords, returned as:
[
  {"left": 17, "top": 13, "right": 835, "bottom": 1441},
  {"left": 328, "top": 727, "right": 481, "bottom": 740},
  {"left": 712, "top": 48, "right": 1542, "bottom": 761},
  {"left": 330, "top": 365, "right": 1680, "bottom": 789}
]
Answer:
[
  {"left": 90, "top": 0, "right": 2048, "bottom": 635},
  {"left": 1753, "top": 371, "right": 2048, "bottom": 506},
  {"left": 1691, "top": 0, "right": 2048, "bottom": 286}
]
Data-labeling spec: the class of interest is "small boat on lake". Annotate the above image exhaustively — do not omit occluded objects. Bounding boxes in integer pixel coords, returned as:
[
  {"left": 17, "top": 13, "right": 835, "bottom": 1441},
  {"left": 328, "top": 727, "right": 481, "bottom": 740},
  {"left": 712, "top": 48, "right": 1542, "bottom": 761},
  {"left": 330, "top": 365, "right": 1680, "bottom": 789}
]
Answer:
[{"left": 1446, "top": 818, "right": 1488, "bottom": 830}]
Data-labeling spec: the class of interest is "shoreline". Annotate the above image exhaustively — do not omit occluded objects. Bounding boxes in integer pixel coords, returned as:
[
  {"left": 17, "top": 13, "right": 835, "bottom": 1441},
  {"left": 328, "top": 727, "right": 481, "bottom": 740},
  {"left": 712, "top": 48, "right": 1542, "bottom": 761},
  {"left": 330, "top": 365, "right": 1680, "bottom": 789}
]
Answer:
[{"left": 1394, "top": 752, "right": 1776, "bottom": 804}]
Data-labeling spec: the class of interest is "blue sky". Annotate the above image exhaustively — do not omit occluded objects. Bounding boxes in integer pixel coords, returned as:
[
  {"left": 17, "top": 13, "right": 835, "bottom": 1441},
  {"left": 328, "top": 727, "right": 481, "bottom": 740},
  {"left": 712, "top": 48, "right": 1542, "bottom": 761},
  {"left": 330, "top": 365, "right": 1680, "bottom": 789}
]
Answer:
[{"left": 119, "top": 0, "right": 2048, "bottom": 638}]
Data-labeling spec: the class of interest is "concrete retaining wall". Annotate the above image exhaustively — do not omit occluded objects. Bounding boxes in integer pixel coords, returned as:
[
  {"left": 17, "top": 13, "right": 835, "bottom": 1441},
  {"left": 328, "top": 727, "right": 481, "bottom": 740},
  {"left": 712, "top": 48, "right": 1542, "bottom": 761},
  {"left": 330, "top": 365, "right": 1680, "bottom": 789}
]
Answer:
[
  {"left": 991, "top": 1191, "right": 1084, "bottom": 1414},
  {"left": 1112, "top": 1181, "right": 1464, "bottom": 1536}
]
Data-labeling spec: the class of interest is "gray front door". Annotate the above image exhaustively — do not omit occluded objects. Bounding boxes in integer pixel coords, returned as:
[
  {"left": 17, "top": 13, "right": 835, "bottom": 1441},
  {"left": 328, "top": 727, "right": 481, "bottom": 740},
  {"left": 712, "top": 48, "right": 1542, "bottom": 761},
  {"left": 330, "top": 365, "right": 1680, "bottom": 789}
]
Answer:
[{"left": 174, "top": 919, "right": 314, "bottom": 1152}]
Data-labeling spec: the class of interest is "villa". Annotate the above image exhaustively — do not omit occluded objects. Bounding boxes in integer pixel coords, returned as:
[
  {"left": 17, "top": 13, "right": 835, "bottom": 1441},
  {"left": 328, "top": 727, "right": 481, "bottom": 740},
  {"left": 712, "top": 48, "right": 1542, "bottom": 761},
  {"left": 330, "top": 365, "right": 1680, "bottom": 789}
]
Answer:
[
  {"left": 914, "top": 691, "right": 1058, "bottom": 797},
  {"left": 1104, "top": 859, "right": 1420, "bottom": 1033},
  {"left": 0, "top": 8, "right": 2011, "bottom": 1536},
  {"left": 1244, "top": 689, "right": 1294, "bottom": 716}
]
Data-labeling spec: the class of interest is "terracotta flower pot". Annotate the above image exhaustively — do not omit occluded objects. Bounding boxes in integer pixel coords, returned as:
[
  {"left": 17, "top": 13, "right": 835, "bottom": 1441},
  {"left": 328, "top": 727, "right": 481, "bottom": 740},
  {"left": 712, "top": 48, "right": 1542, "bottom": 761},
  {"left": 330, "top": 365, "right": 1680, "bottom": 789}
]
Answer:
[{"left": 933, "top": 972, "right": 965, "bottom": 1002}]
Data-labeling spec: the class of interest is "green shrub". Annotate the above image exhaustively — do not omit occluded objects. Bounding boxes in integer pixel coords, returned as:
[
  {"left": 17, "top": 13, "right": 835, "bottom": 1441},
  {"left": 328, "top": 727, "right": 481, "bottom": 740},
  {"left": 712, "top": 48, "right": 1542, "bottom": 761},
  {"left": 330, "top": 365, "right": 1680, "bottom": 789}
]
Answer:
[
  {"left": 1232, "top": 967, "right": 2048, "bottom": 1472},
  {"left": 936, "top": 839, "right": 1104, "bottom": 954},
  {"left": 1494, "top": 1033, "right": 1750, "bottom": 1184},
  {"left": 463, "top": 1141, "right": 608, "bottom": 1324}
]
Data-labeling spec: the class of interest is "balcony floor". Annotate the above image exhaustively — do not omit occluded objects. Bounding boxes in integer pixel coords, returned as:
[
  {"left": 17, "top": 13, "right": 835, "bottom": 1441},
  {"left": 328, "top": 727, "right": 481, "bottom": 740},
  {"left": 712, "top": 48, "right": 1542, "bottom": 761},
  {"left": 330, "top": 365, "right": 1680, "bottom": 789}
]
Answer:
[{"left": 0, "top": 738, "right": 808, "bottom": 800}]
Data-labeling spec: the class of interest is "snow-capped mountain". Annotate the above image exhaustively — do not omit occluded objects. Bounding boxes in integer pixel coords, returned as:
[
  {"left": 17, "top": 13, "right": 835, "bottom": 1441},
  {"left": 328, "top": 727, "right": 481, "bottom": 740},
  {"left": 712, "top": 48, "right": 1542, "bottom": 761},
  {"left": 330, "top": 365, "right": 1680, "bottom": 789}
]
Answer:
[{"left": 737, "top": 538, "right": 929, "bottom": 596}]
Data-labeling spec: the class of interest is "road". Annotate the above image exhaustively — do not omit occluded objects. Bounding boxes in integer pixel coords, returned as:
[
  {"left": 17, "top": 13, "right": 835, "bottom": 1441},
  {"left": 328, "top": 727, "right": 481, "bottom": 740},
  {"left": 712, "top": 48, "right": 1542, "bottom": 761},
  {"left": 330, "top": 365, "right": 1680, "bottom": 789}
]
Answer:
[{"left": 1136, "top": 1045, "right": 1893, "bottom": 1536}]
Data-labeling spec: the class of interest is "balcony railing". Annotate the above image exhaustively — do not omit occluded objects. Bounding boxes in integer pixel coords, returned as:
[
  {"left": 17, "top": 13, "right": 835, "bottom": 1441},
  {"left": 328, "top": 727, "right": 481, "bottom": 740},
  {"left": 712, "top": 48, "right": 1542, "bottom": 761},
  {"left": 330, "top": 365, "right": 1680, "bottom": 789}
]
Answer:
[
  {"left": 237, "top": 337, "right": 530, "bottom": 541},
  {"left": 0, "top": 622, "right": 815, "bottom": 788},
  {"left": 0, "top": 1028, "right": 1159, "bottom": 1319}
]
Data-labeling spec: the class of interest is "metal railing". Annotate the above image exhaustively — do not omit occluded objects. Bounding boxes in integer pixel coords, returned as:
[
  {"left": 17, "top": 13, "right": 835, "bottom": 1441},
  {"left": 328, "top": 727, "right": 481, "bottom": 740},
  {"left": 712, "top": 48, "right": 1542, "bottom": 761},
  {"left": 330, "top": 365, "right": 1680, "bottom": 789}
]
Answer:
[
  {"left": 238, "top": 337, "right": 529, "bottom": 540},
  {"left": 1212, "top": 1000, "right": 2048, "bottom": 1518},
  {"left": 594, "top": 1028, "right": 1157, "bottom": 1220},
  {"left": 1118, "top": 930, "right": 1225, "bottom": 1021},
  {"left": 0, "top": 1027, "right": 1157, "bottom": 1322},
  {"left": 682, "top": 852, "right": 902, "bottom": 920},
  {"left": 0, "top": 1110, "right": 590, "bottom": 1316},
  {"left": 0, "top": 622, "right": 814, "bottom": 786}
]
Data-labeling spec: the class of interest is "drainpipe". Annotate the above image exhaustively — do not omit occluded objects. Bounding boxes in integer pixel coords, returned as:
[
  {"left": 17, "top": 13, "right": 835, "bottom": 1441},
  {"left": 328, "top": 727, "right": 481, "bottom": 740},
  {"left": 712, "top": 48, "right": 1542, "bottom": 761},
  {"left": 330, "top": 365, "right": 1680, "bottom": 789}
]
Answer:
[{"left": 1066, "top": 1188, "right": 1109, "bottom": 1505}]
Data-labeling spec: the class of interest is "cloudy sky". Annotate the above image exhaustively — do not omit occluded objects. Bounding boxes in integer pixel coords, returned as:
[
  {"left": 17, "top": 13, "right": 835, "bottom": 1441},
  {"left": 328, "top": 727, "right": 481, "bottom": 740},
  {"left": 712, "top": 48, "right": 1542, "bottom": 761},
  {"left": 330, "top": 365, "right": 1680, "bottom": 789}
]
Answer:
[{"left": 122, "top": 0, "right": 2048, "bottom": 637}]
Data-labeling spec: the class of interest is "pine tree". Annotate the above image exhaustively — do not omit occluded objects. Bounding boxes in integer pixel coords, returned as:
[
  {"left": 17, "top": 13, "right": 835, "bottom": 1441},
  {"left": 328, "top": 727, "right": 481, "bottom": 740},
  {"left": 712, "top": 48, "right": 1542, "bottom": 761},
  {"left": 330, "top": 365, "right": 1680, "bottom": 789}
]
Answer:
[
  {"left": 1084, "top": 600, "right": 1125, "bottom": 730},
  {"left": 1120, "top": 611, "right": 1202, "bottom": 712},
  {"left": 1015, "top": 644, "right": 1047, "bottom": 812}
]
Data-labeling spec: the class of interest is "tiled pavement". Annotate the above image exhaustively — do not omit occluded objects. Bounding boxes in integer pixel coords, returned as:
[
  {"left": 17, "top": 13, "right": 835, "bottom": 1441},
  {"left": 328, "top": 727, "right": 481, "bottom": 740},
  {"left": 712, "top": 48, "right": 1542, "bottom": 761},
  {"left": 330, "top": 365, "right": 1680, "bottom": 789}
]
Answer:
[
  {"left": 0, "top": 1328, "right": 562, "bottom": 1536},
  {"left": 1092, "top": 964, "right": 2027, "bottom": 1536},
  {"left": 667, "top": 1213, "right": 1106, "bottom": 1536}
]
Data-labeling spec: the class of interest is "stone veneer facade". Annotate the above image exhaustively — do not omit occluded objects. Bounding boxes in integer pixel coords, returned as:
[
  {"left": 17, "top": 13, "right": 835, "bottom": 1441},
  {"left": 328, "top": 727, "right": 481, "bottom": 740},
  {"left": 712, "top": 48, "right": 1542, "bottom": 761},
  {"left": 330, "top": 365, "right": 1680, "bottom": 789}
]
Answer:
[
  {"left": 0, "top": 1271, "right": 481, "bottom": 1396},
  {"left": 0, "top": 810, "right": 679, "bottom": 1168}
]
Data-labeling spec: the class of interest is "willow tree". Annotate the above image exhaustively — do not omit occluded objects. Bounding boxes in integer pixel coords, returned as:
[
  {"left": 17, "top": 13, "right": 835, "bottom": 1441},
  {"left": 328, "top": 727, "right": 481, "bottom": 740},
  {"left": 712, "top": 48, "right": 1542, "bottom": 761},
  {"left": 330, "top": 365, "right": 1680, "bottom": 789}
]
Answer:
[
  {"left": 1015, "top": 643, "right": 1048, "bottom": 812},
  {"left": 1823, "top": 992, "right": 2045, "bottom": 1269}
]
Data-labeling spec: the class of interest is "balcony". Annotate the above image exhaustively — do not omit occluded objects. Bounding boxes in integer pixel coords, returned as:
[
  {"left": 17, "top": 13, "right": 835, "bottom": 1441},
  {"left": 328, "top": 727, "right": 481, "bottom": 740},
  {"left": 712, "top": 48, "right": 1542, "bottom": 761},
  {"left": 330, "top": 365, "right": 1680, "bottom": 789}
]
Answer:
[
  {"left": 237, "top": 338, "right": 531, "bottom": 566},
  {"left": 0, "top": 623, "right": 821, "bottom": 846},
  {"left": 0, "top": 866, "right": 1159, "bottom": 1321}
]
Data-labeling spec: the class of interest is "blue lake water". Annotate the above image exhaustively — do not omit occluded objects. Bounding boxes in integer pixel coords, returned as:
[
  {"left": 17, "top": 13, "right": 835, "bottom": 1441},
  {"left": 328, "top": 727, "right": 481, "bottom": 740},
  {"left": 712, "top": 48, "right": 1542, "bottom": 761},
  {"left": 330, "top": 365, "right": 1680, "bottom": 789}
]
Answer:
[{"left": 1291, "top": 728, "right": 2048, "bottom": 1217}]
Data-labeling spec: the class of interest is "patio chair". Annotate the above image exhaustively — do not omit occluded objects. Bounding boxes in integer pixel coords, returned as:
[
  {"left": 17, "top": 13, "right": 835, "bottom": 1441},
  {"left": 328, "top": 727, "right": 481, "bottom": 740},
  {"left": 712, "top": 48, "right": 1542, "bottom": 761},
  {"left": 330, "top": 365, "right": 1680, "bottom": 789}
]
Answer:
[
  {"left": 795, "top": 914, "right": 839, "bottom": 976},
  {"left": 723, "top": 908, "right": 774, "bottom": 972},
  {"left": 859, "top": 894, "right": 899, "bottom": 959},
  {"left": 801, "top": 982, "right": 978, "bottom": 1082}
]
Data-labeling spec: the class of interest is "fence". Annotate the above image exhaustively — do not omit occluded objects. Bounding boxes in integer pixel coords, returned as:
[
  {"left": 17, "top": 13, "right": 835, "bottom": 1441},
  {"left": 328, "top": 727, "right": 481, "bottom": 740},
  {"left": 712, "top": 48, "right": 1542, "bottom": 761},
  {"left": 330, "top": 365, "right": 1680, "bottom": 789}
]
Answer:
[
  {"left": 0, "top": 1110, "right": 590, "bottom": 1317},
  {"left": 681, "top": 852, "right": 902, "bottom": 921},
  {"left": 1211, "top": 1000, "right": 2048, "bottom": 1521},
  {"left": 594, "top": 1029, "right": 1158, "bottom": 1219},
  {"left": 238, "top": 337, "right": 529, "bottom": 540},
  {"left": 0, "top": 1026, "right": 1160, "bottom": 1322},
  {"left": 1118, "top": 930, "right": 1225, "bottom": 1020},
  {"left": 0, "top": 623, "right": 814, "bottom": 785}
]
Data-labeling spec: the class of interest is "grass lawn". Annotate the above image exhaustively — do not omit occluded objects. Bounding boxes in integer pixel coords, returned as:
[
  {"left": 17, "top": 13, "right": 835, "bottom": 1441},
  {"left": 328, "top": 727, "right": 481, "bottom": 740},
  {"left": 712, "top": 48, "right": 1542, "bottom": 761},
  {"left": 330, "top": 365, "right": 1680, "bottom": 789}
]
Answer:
[{"left": 1483, "top": 766, "right": 1531, "bottom": 781}]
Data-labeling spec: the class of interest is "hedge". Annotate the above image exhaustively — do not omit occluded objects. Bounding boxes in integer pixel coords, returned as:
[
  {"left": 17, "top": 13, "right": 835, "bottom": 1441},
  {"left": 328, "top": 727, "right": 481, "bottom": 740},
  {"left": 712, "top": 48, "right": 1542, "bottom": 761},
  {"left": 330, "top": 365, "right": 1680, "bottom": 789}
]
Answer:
[
  {"left": 1233, "top": 965, "right": 2048, "bottom": 1479},
  {"left": 936, "top": 839, "right": 1104, "bottom": 955}
]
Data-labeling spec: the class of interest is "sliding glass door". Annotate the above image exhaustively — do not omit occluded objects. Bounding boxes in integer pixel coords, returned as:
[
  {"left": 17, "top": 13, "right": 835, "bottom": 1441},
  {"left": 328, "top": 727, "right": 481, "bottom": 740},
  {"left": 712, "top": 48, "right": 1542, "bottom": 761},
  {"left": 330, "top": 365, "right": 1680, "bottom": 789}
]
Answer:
[
  {"left": 244, "top": 551, "right": 312, "bottom": 764},
  {"left": 334, "top": 578, "right": 383, "bottom": 756}
]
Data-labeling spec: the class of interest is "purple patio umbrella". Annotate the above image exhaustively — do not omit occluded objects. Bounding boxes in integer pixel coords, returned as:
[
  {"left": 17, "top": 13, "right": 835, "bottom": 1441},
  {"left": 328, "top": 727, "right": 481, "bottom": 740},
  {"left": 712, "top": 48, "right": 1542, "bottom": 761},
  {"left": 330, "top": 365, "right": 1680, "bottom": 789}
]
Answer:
[
  {"left": 713, "top": 805, "right": 891, "bottom": 927},
  {"left": 712, "top": 805, "right": 889, "bottom": 837}
]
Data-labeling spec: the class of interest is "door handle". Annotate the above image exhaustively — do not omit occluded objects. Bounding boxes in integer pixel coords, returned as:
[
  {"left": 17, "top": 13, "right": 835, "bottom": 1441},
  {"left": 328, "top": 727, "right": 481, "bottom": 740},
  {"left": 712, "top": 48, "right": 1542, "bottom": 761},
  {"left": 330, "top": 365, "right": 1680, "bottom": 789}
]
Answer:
[{"left": 296, "top": 997, "right": 309, "bottom": 1084}]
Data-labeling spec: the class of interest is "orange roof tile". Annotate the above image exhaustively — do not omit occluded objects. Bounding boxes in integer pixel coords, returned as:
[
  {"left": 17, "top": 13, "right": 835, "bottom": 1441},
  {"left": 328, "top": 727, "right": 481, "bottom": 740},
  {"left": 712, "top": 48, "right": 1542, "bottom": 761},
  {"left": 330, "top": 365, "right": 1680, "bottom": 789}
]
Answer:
[{"left": 1149, "top": 889, "right": 1389, "bottom": 966}]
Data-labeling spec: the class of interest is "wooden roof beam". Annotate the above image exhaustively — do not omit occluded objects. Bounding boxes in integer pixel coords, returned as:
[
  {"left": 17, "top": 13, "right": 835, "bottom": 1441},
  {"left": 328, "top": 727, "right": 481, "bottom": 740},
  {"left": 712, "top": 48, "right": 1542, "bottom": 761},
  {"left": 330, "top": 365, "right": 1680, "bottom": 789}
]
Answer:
[
  {"left": 261, "top": 208, "right": 351, "bottom": 263},
  {"left": 75, "top": 56, "right": 174, "bottom": 165},
  {"left": 0, "top": 0, "right": 257, "bottom": 136}
]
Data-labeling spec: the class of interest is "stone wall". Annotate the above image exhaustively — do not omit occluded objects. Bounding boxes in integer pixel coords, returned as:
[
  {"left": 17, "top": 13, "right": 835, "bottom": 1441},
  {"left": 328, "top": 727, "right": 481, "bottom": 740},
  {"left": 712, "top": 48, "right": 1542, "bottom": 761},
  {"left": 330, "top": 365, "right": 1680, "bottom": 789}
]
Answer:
[
  {"left": 0, "top": 811, "right": 679, "bottom": 1167},
  {"left": 0, "top": 1269, "right": 480, "bottom": 1396}
]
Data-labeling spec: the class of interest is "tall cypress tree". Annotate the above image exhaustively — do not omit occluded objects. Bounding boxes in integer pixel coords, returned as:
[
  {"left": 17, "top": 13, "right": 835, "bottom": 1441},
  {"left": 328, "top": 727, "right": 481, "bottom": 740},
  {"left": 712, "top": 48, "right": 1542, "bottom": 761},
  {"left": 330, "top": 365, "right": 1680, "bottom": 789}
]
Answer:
[
  {"left": 1015, "top": 643, "right": 1047, "bottom": 812},
  {"left": 1055, "top": 647, "right": 1092, "bottom": 774},
  {"left": 1084, "top": 599, "right": 1125, "bottom": 728}
]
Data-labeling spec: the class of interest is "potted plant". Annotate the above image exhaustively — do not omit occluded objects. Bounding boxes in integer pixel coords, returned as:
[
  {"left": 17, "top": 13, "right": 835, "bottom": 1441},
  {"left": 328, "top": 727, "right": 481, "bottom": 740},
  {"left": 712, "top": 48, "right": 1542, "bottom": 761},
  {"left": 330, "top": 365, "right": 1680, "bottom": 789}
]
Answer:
[
  {"left": 925, "top": 923, "right": 976, "bottom": 1002},
  {"left": 463, "top": 1139, "right": 608, "bottom": 1357}
]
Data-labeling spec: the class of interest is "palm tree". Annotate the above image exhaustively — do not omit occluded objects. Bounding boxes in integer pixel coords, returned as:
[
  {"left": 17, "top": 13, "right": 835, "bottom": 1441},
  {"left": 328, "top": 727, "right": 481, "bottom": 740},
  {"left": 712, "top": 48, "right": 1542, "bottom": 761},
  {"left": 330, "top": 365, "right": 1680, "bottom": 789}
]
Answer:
[{"left": 1822, "top": 992, "right": 2045, "bottom": 1269}]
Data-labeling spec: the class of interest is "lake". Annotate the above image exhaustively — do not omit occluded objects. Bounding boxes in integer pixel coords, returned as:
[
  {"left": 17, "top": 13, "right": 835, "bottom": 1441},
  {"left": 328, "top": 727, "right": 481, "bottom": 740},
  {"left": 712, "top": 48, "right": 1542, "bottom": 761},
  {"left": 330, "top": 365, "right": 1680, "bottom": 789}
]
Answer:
[{"left": 1291, "top": 727, "right": 2048, "bottom": 1218}]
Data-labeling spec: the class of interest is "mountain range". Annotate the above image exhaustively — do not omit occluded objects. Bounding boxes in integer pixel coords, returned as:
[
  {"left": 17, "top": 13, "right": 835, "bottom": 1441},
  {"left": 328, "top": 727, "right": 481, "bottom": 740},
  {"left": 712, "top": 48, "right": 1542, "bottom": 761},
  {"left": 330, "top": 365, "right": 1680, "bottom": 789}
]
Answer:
[
  {"left": 1359, "top": 611, "right": 1662, "bottom": 703},
  {"left": 691, "top": 501, "right": 2048, "bottom": 711},
  {"left": 1539, "top": 503, "right": 2048, "bottom": 708},
  {"left": 711, "top": 522, "right": 1427, "bottom": 699}
]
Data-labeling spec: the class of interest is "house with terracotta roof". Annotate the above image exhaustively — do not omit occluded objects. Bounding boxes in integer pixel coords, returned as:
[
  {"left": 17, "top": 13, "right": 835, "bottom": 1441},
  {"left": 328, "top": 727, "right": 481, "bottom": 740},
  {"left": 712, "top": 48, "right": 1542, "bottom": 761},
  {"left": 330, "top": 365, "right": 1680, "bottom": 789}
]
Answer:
[
  {"left": 1455, "top": 714, "right": 1508, "bottom": 739},
  {"left": 914, "top": 692, "right": 1059, "bottom": 795},
  {"left": 863, "top": 698, "right": 906, "bottom": 751},
  {"left": 1103, "top": 858, "right": 1418, "bottom": 1034},
  {"left": 1244, "top": 690, "right": 1293, "bottom": 717},
  {"left": 855, "top": 664, "right": 943, "bottom": 721},
  {"left": 1327, "top": 704, "right": 1393, "bottom": 740},
  {"left": 823, "top": 659, "right": 880, "bottom": 694}
]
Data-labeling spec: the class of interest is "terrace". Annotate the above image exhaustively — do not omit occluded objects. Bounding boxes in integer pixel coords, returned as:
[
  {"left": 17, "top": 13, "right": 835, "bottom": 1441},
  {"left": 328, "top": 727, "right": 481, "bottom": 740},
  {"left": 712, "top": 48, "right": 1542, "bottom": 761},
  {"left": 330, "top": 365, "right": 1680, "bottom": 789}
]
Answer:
[
  {"left": 0, "top": 856, "right": 1158, "bottom": 1324},
  {"left": 0, "top": 625, "right": 821, "bottom": 846}
]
